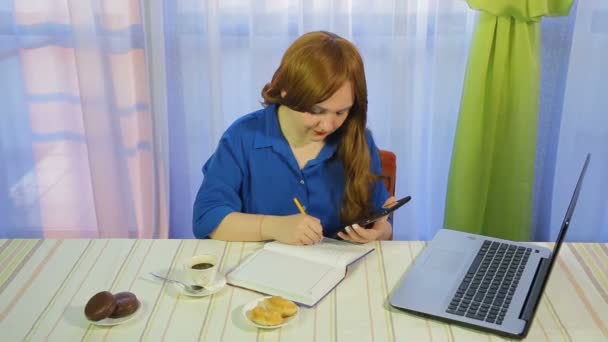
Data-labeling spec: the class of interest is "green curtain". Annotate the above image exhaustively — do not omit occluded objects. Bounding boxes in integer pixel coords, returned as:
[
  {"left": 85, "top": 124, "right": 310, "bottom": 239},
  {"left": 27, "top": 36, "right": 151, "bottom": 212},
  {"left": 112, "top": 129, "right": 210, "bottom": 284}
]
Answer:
[{"left": 444, "top": 0, "right": 573, "bottom": 240}]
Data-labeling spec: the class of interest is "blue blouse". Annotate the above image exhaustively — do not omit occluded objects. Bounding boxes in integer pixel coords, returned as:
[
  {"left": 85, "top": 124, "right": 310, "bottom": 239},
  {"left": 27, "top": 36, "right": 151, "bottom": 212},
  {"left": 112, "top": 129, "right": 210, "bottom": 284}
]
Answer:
[{"left": 192, "top": 104, "right": 390, "bottom": 238}]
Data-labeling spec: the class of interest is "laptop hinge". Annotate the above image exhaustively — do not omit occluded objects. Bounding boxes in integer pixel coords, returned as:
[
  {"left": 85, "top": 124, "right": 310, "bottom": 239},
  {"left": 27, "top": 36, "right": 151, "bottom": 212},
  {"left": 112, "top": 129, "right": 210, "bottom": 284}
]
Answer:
[{"left": 519, "top": 257, "right": 551, "bottom": 321}]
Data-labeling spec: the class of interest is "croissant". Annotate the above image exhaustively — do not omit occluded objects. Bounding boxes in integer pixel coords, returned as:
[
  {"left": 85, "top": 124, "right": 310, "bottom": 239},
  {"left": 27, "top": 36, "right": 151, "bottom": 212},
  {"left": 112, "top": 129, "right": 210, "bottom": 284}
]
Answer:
[
  {"left": 263, "top": 296, "right": 298, "bottom": 317},
  {"left": 248, "top": 306, "right": 284, "bottom": 326}
]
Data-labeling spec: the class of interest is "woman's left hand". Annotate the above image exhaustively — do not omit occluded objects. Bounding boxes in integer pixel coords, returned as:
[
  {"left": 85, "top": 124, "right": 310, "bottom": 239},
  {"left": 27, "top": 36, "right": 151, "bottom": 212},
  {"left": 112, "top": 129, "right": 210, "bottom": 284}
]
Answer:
[{"left": 337, "top": 196, "right": 395, "bottom": 243}]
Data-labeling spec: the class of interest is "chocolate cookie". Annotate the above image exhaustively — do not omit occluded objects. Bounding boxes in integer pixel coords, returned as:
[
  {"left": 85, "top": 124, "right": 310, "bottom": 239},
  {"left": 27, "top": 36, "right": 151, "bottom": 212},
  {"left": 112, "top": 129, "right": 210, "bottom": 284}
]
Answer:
[
  {"left": 109, "top": 292, "right": 140, "bottom": 318},
  {"left": 84, "top": 291, "right": 116, "bottom": 321}
]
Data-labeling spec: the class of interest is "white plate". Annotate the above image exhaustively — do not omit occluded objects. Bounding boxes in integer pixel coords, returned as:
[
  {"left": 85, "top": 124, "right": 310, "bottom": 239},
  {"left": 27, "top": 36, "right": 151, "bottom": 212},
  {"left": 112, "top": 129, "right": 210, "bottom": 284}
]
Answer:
[
  {"left": 242, "top": 296, "right": 299, "bottom": 329},
  {"left": 86, "top": 300, "right": 143, "bottom": 326},
  {"left": 172, "top": 273, "right": 227, "bottom": 297}
]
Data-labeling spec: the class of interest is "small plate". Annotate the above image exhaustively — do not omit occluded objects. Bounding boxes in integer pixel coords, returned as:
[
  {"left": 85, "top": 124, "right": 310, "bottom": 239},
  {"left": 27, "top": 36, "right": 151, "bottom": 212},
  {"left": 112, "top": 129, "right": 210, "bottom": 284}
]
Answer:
[
  {"left": 86, "top": 300, "right": 143, "bottom": 326},
  {"left": 242, "top": 296, "right": 299, "bottom": 329},
  {"left": 172, "top": 273, "right": 227, "bottom": 297}
]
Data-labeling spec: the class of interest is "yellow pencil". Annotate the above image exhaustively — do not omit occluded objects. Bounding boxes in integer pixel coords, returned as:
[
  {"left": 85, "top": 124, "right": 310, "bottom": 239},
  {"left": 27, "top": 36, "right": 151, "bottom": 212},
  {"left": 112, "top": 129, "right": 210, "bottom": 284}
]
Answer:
[{"left": 293, "top": 197, "right": 306, "bottom": 215}]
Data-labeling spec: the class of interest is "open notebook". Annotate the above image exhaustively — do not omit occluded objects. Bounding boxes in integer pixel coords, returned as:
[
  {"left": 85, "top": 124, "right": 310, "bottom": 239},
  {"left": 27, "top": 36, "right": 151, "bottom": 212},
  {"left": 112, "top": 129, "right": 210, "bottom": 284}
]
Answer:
[{"left": 226, "top": 238, "right": 374, "bottom": 306}]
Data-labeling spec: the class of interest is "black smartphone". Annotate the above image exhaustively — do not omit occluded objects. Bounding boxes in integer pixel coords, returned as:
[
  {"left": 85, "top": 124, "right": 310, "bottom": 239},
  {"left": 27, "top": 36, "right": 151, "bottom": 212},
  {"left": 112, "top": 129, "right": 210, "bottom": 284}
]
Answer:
[{"left": 346, "top": 195, "right": 411, "bottom": 229}]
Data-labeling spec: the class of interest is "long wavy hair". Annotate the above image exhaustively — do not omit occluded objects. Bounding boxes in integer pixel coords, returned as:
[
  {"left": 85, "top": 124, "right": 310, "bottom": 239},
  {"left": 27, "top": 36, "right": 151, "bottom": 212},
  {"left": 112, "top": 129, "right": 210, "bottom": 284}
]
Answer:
[{"left": 261, "top": 31, "right": 381, "bottom": 224}]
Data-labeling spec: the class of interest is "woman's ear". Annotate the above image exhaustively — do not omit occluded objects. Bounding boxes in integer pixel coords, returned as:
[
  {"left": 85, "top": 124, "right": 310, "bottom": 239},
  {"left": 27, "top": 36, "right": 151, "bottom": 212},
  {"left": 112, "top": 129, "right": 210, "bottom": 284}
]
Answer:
[{"left": 280, "top": 90, "right": 287, "bottom": 99}]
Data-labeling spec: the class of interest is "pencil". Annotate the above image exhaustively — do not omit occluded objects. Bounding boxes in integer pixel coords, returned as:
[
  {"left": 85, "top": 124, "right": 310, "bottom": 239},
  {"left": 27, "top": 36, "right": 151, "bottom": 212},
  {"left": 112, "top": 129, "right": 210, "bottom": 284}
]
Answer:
[{"left": 293, "top": 197, "right": 306, "bottom": 214}]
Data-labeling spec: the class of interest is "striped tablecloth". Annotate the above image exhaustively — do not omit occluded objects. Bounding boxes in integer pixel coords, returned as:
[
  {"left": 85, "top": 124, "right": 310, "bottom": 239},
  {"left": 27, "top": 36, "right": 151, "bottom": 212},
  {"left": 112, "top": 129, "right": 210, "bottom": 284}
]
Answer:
[{"left": 0, "top": 239, "right": 606, "bottom": 341}]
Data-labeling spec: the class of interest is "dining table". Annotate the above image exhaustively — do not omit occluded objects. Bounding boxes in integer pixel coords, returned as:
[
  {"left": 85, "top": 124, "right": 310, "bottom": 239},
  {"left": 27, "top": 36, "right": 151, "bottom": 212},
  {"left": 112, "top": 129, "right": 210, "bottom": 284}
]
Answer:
[{"left": 0, "top": 238, "right": 607, "bottom": 341}]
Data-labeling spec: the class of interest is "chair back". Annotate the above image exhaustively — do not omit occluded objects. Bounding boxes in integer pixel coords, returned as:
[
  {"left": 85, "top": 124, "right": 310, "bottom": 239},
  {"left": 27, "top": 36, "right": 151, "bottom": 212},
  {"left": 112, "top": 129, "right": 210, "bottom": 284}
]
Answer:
[{"left": 379, "top": 149, "right": 396, "bottom": 196}]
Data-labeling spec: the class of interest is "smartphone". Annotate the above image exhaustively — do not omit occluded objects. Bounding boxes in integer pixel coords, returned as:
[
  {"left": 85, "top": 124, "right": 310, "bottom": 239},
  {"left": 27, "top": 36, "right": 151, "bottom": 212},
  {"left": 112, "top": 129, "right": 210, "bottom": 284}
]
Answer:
[{"left": 348, "top": 195, "right": 411, "bottom": 228}]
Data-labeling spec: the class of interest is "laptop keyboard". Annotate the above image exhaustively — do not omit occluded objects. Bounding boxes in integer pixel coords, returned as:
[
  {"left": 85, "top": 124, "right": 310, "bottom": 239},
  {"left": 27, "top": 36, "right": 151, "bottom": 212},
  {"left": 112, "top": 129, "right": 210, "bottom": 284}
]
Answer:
[{"left": 446, "top": 240, "right": 531, "bottom": 325}]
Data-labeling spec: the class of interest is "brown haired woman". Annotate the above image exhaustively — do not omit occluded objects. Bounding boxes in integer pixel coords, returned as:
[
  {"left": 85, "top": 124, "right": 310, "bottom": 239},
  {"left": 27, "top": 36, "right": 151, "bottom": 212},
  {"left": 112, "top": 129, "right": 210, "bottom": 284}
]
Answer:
[{"left": 193, "top": 31, "right": 395, "bottom": 245}]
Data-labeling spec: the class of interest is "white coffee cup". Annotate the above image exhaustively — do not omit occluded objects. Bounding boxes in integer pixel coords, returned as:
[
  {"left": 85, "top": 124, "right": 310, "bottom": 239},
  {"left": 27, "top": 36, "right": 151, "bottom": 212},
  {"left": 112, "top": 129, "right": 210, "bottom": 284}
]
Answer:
[{"left": 185, "top": 255, "right": 218, "bottom": 286}]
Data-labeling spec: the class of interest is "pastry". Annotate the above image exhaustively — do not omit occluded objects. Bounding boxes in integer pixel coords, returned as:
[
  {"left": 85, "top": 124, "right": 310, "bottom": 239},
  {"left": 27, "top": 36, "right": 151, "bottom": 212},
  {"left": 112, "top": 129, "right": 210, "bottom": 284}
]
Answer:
[
  {"left": 263, "top": 296, "right": 298, "bottom": 317},
  {"left": 84, "top": 291, "right": 116, "bottom": 321},
  {"left": 248, "top": 306, "right": 284, "bottom": 326},
  {"left": 109, "top": 292, "right": 140, "bottom": 318}
]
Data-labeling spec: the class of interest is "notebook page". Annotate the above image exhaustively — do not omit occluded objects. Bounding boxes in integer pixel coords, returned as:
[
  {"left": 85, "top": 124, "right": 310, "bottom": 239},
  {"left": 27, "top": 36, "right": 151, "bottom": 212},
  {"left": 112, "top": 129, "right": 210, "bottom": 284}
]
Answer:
[
  {"left": 264, "top": 238, "right": 374, "bottom": 267},
  {"left": 228, "top": 249, "right": 342, "bottom": 302}
]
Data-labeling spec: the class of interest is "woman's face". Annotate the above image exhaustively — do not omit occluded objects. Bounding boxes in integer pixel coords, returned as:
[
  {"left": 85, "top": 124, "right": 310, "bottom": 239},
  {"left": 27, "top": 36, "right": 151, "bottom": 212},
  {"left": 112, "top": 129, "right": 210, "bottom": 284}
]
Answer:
[{"left": 293, "top": 81, "right": 353, "bottom": 142}]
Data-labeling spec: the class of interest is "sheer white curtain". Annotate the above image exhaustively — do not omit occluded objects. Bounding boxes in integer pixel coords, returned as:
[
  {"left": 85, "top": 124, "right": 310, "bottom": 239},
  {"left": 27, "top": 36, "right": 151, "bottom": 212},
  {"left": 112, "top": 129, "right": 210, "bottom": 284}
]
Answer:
[
  {"left": 2, "top": 0, "right": 605, "bottom": 241},
  {"left": 0, "top": 0, "right": 168, "bottom": 238},
  {"left": 162, "top": 0, "right": 477, "bottom": 239},
  {"left": 534, "top": 0, "right": 608, "bottom": 242},
  {"left": 164, "top": 0, "right": 607, "bottom": 241}
]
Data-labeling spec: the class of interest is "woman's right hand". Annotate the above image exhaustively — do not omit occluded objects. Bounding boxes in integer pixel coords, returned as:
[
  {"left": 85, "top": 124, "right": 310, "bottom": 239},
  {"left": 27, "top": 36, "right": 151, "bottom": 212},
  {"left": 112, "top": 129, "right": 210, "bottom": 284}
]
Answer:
[{"left": 264, "top": 214, "right": 324, "bottom": 245}]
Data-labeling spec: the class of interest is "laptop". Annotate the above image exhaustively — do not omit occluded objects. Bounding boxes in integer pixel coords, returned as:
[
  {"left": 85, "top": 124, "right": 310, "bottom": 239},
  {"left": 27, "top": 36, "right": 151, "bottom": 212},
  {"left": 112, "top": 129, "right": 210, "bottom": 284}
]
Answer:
[{"left": 389, "top": 153, "right": 590, "bottom": 339}]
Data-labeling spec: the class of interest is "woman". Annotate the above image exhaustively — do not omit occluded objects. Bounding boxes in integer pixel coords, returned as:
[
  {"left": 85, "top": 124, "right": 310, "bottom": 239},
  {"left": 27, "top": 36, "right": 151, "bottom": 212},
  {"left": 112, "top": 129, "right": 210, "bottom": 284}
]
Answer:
[{"left": 193, "top": 31, "right": 394, "bottom": 245}]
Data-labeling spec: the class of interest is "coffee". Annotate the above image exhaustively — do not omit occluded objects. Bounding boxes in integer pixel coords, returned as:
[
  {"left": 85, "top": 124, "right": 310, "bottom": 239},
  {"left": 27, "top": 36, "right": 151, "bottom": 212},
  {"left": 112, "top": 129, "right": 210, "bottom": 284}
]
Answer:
[
  {"left": 186, "top": 255, "right": 218, "bottom": 286},
  {"left": 192, "top": 262, "right": 214, "bottom": 270}
]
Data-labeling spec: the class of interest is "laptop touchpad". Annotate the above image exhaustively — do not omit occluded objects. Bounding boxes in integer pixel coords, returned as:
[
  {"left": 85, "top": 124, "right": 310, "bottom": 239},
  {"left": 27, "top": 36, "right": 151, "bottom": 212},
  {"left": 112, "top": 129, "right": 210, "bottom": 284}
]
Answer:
[{"left": 424, "top": 248, "right": 466, "bottom": 274}]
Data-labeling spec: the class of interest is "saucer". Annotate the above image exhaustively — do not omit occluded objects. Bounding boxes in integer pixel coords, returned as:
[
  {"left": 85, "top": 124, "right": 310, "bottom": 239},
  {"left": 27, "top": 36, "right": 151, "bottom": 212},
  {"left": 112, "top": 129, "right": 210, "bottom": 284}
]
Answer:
[
  {"left": 242, "top": 296, "right": 299, "bottom": 329},
  {"left": 172, "top": 273, "right": 226, "bottom": 297},
  {"left": 86, "top": 300, "right": 143, "bottom": 326}
]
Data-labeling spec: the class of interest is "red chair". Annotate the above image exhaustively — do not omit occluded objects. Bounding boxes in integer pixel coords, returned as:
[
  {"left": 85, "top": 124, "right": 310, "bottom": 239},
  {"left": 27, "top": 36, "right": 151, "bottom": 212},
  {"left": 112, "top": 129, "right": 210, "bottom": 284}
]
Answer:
[
  {"left": 379, "top": 149, "right": 396, "bottom": 196},
  {"left": 379, "top": 149, "right": 397, "bottom": 240}
]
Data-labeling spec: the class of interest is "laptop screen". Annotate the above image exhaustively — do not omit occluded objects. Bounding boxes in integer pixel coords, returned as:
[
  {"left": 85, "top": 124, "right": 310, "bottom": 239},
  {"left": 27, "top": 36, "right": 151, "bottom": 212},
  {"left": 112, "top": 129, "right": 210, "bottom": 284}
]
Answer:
[{"left": 545, "top": 153, "right": 590, "bottom": 277}]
